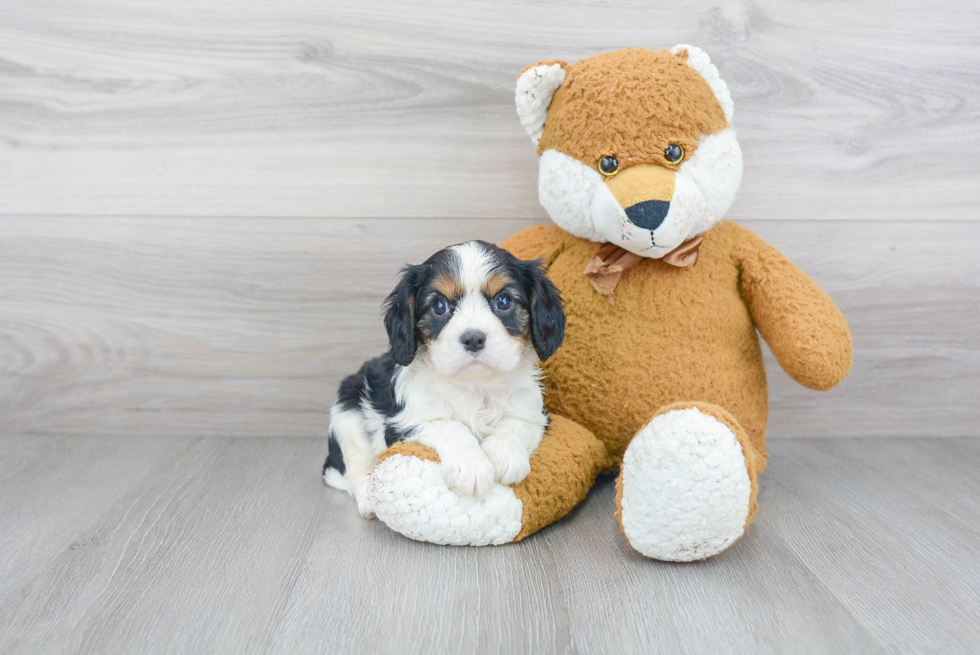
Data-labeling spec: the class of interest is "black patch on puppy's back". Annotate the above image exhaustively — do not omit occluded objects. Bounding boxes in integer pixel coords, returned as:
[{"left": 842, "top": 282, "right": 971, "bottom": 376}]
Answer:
[
  {"left": 323, "top": 432, "right": 346, "bottom": 476},
  {"left": 335, "top": 367, "right": 367, "bottom": 413},
  {"left": 332, "top": 352, "right": 416, "bottom": 448}
]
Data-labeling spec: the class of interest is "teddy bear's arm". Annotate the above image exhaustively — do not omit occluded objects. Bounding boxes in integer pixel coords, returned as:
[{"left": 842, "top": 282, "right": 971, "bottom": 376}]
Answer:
[
  {"left": 735, "top": 226, "right": 853, "bottom": 391},
  {"left": 500, "top": 224, "right": 569, "bottom": 266}
]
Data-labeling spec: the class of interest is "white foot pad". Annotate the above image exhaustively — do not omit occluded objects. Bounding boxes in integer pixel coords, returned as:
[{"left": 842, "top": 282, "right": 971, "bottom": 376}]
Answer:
[
  {"left": 620, "top": 408, "right": 751, "bottom": 561},
  {"left": 367, "top": 454, "right": 523, "bottom": 546}
]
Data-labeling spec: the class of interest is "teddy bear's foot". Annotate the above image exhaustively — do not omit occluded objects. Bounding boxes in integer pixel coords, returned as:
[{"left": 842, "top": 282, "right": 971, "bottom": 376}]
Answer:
[
  {"left": 367, "top": 415, "right": 608, "bottom": 546},
  {"left": 368, "top": 444, "right": 525, "bottom": 546},
  {"left": 616, "top": 403, "right": 761, "bottom": 562}
]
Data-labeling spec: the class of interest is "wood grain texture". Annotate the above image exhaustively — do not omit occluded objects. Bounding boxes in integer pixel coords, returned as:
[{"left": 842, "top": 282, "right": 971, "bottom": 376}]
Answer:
[
  {"left": 0, "top": 435, "right": 186, "bottom": 603},
  {"left": 1, "top": 0, "right": 978, "bottom": 219},
  {"left": 1, "top": 435, "right": 978, "bottom": 654},
  {"left": 1, "top": 217, "right": 977, "bottom": 439},
  {"left": 767, "top": 438, "right": 980, "bottom": 653}
]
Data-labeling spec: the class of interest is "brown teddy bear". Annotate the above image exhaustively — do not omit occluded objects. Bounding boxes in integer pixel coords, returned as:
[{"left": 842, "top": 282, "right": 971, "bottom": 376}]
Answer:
[{"left": 365, "top": 45, "right": 852, "bottom": 561}]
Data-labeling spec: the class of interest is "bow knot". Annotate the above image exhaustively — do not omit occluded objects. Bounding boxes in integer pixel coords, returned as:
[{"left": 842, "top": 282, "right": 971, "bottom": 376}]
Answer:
[{"left": 584, "top": 236, "right": 704, "bottom": 300}]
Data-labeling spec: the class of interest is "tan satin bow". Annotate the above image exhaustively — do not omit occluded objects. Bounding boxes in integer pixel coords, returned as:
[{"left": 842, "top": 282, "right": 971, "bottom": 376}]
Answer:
[{"left": 584, "top": 236, "right": 704, "bottom": 300}]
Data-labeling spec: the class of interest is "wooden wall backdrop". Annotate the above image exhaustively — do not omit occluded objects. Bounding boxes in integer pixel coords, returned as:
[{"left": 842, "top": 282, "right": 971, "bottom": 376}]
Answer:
[{"left": 1, "top": 0, "right": 978, "bottom": 438}]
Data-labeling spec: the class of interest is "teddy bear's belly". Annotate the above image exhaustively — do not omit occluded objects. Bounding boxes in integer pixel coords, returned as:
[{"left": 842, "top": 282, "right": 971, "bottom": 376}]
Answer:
[{"left": 541, "top": 245, "right": 769, "bottom": 462}]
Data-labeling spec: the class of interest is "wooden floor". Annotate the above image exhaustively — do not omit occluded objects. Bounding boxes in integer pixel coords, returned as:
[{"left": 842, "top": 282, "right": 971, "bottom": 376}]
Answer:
[{"left": 2, "top": 435, "right": 978, "bottom": 654}]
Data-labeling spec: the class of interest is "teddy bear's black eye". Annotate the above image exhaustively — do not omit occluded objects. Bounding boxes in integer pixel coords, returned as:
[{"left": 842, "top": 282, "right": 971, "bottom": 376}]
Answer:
[
  {"left": 599, "top": 156, "right": 619, "bottom": 176},
  {"left": 664, "top": 144, "right": 684, "bottom": 164}
]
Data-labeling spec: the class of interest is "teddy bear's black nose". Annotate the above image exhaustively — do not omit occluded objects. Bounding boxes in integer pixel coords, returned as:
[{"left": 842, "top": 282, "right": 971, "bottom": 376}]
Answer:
[{"left": 625, "top": 200, "right": 670, "bottom": 231}]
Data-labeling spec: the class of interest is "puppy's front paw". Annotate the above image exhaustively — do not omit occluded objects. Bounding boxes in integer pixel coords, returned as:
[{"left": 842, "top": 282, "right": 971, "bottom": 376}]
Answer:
[
  {"left": 440, "top": 447, "right": 495, "bottom": 498},
  {"left": 481, "top": 437, "right": 531, "bottom": 485},
  {"left": 354, "top": 483, "right": 376, "bottom": 519}
]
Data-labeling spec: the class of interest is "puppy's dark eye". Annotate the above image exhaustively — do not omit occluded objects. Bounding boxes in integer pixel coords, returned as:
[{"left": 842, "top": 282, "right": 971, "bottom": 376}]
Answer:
[
  {"left": 664, "top": 144, "right": 684, "bottom": 164},
  {"left": 598, "top": 156, "right": 619, "bottom": 177},
  {"left": 494, "top": 295, "right": 512, "bottom": 311},
  {"left": 432, "top": 299, "right": 449, "bottom": 316}
]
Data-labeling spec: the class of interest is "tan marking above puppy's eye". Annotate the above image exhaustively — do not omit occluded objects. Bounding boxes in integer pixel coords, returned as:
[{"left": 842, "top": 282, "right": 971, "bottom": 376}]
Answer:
[
  {"left": 482, "top": 271, "right": 514, "bottom": 298},
  {"left": 664, "top": 143, "right": 684, "bottom": 165},
  {"left": 598, "top": 155, "right": 619, "bottom": 177},
  {"left": 432, "top": 274, "right": 461, "bottom": 301}
]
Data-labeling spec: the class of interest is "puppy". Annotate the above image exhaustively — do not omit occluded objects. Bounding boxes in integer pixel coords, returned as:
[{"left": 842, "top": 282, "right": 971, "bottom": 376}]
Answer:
[{"left": 322, "top": 240, "right": 565, "bottom": 518}]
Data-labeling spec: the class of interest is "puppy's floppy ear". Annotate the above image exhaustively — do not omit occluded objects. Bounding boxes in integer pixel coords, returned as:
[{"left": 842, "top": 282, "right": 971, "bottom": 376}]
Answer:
[
  {"left": 515, "top": 60, "right": 569, "bottom": 145},
  {"left": 383, "top": 264, "right": 426, "bottom": 366},
  {"left": 519, "top": 259, "right": 566, "bottom": 361}
]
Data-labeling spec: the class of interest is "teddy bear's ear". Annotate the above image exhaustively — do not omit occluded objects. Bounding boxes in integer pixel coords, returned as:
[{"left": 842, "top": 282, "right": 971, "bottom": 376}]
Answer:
[
  {"left": 515, "top": 60, "right": 569, "bottom": 145},
  {"left": 670, "top": 45, "right": 734, "bottom": 123}
]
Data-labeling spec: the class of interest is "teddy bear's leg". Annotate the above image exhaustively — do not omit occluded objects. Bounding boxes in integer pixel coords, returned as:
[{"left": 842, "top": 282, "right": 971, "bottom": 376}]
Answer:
[
  {"left": 615, "top": 401, "right": 765, "bottom": 562},
  {"left": 367, "top": 415, "right": 608, "bottom": 546}
]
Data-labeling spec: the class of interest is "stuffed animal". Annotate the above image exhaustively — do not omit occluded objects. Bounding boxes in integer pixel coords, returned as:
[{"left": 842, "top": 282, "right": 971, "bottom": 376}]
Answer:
[{"left": 365, "top": 45, "right": 852, "bottom": 561}]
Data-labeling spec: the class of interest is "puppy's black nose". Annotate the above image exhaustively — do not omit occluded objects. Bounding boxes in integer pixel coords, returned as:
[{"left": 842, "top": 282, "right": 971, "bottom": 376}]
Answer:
[
  {"left": 460, "top": 330, "right": 486, "bottom": 353},
  {"left": 624, "top": 200, "right": 670, "bottom": 231}
]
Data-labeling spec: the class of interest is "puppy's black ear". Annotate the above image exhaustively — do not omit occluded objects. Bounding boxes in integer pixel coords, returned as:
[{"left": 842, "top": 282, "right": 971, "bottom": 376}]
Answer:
[
  {"left": 520, "top": 259, "right": 566, "bottom": 361},
  {"left": 383, "top": 264, "right": 425, "bottom": 366}
]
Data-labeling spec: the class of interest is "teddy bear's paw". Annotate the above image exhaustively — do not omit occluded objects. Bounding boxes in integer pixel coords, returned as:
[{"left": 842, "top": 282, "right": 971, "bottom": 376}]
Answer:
[
  {"left": 367, "top": 453, "right": 523, "bottom": 546},
  {"left": 481, "top": 437, "right": 532, "bottom": 485},
  {"left": 618, "top": 407, "right": 752, "bottom": 562}
]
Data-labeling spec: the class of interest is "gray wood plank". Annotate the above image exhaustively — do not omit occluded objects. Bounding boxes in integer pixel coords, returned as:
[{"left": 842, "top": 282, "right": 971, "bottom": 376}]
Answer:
[
  {"left": 1, "top": 217, "right": 977, "bottom": 439},
  {"left": 1, "top": 1, "right": 977, "bottom": 220},
  {"left": 1, "top": 436, "right": 979, "bottom": 654},
  {"left": 0, "top": 436, "right": 332, "bottom": 655},
  {"left": 764, "top": 439, "right": 980, "bottom": 653},
  {"left": 261, "top": 497, "right": 577, "bottom": 655},
  {"left": 0, "top": 435, "right": 189, "bottom": 603},
  {"left": 536, "top": 479, "right": 887, "bottom": 655},
  {"left": 0, "top": 216, "right": 528, "bottom": 438}
]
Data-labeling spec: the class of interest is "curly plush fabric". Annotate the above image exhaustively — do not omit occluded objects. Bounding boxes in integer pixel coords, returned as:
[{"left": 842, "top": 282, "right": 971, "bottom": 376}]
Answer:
[
  {"left": 511, "top": 415, "right": 609, "bottom": 541},
  {"left": 369, "top": 451, "right": 524, "bottom": 546},
  {"left": 735, "top": 230, "right": 853, "bottom": 390},
  {"left": 502, "top": 221, "right": 852, "bottom": 465},
  {"left": 537, "top": 48, "right": 729, "bottom": 172},
  {"left": 371, "top": 416, "right": 608, "bottom": 544},
  {"left": 614, "top": 401, "right": 765, "bottom": 555},
  {"left": 614, "top": 403, "right": 755, "bottom": 561}
]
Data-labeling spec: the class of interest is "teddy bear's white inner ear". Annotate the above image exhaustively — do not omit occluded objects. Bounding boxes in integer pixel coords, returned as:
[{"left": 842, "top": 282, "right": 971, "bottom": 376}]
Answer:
[
  {"left": 515, "top": 63, "right": 566, "bottom": 145},
  {"left": 670, "top": 44, "right": 734, "bottom": 123}
]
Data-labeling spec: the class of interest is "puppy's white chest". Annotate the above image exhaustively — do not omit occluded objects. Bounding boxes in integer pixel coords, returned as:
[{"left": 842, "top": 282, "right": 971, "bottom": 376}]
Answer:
[{"left": 453, "top": 388, "right": 508, "bottom": 440}]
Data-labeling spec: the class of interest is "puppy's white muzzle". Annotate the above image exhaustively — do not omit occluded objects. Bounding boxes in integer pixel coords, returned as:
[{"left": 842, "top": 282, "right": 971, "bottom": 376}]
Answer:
[{"left": 428, "top": 302, "right": 524, "bottom": 378}]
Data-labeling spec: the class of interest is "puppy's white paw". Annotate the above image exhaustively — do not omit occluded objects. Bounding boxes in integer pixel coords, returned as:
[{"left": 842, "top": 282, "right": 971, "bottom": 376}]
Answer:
[
  {"left": 481, "top": 437, "right": 531, "bottom": 485},
  {"left": 354, "top": 483, "right": 376, "bottom": 519},
  {"left": 440, "top": 447, "right": 496, "bottom": 498}
]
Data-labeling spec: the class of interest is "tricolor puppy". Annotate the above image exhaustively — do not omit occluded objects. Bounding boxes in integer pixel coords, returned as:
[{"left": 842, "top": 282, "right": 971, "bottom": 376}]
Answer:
[{"left": 322, "top": 241, "right": 565, "bottom": 518}]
